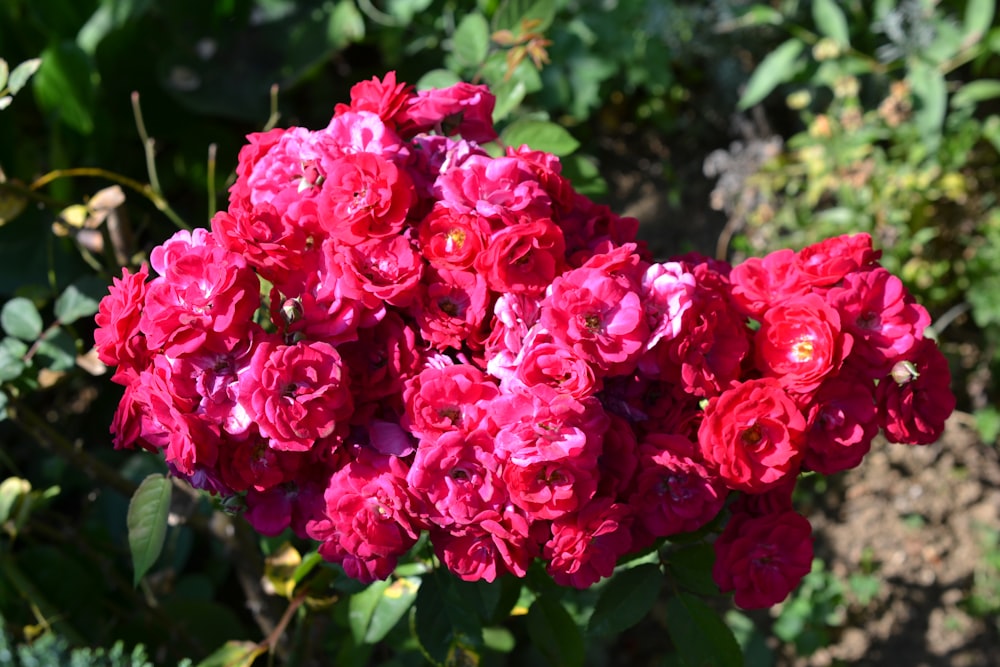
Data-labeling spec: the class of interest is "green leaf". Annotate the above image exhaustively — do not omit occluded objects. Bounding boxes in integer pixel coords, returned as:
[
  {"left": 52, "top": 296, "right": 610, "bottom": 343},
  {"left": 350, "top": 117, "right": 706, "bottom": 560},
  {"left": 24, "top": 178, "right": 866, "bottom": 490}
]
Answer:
[
  {"left": 452, "top": 12, "right": 490, "bottom": 70},
  {"left": 414, "top": 570, "right": 483, "bottom": 665},
  {"left": 194, "top": 640, "right": 265, "bottom": 667},
  {"left": 665, "top": 592, "right": 743, "bottom": 667},
  {"left": 350, "top": 577, "right": 421, "bottom": 644},
  {"left": 365, "top": 576, "right": 420, "bottom": 643},
  {"left": 348, "top": 580, "right": 390, "bottom": 644},
  {"left": 1, "top": 297, "right": 43, "bottom": 341},
  {"left": 36, "top": 328, "right": 77, "bottom": 372},
  {"left": 492, "top": 0, "right": 556, "bottom": 34},
  {"left": 54, "top": 277, "right": 104, "bottom": 324},
  {"left": 502, "top": 119, "right": 579, "bottom": 155},
  {"left": 951, "top": 79, "right": 1000, "bottom": 109},
  {"left": 667, "top": 544, "right": 721, "bottom": 596},
  {"left": 127, "top": 473, "right": 172, "bottom": 587},
  {"left": 0, "top": 337, "right": 27, "bottom": 382},
  {"left": 416, "top": 68, "right": 462, "bottom": 91},
  {"left": 7, "top": 58, "right": 41, "bottom": 95},
  {"left": 0, "top": 59, "right": 7, "bottom": 90},
  {"left": 587, "top": 563, "right": 663, "bottom": 636},
  {"left": 327, "top": 0, "right": 365, "bottom": 51},
  {"left": 738, "top": 39, "right": 804, "bottom": 110},
  {"left": 33, "top": 42, "right": 96, "bottom": 135},
  {"left": 908, "top": 61, "right": 947, "bottom": 152},
  {"left": 525, "top": 594, "right": 584, "bottom": 667},
  {"left": 812, "top": 0, "right": 850, "bottom": 47},
  {"left": 964, "top": 0, "right": 995, "bottom": 41},
  {"left": 490, "top": 78, "right": 527, "bottom": 122}
]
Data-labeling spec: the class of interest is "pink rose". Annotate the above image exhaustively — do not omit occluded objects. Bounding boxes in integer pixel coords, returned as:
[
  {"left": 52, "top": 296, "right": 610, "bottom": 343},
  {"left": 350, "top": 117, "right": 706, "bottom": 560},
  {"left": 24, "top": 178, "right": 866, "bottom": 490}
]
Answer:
[{"left": 238, "top": 339, "right": 353, "bottom": 451}]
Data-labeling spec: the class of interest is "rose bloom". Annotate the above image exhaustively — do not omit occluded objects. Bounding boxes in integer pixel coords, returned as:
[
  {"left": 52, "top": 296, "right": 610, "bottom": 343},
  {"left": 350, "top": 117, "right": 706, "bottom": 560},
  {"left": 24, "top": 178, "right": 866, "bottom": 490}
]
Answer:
[
  {"left": 140, "top": 231, "right": 261, "bottom": 356},
  {"left": 697, "top": 378, "right": 807, "bottom": 493},
  {"left": 543, "top": 498, "right": 634, "bottom": 589},
  {"left": 414, "top": 267, "right": 490, "bottom": 350},
  {"left": 728, "top": 249, "right": 806, "bottom": 319},
  {"left": 431, "top": 507, "right": 538, "bottom": 582},
  {"left": 794, "top": 233, "right": 881, "bottom": 288},
  {"left": 628, "top": 434, "right": 727, "bottom": 545},
  {"left": 318, "top": 151, "right": 414, "bottom": 243},
  {"left": 238, "top": 338, "right": 353, "bottom": 451},
  {"left": 755, "top": 292, "right": 853, "bottom": 396},
  {"left": 492, "top": 390, "right": 609, "bottom": 466},
  {"left": 713, "top": 509, "right": 814, "bottom": 609},
  {"left": 540, "top": 265, "right": 648, "bottom": 376},
  {"left": 406, "top": 428, "right": 507, "bottom": 528},
  {"left": 644, "top": 286, "right": 749, "bottom": 398},
  {"left": 435, "top": 154, "right": 551, "bottom": 225},
  {"left": 402, "top": 362, "right": 499, "bottom": 440},
  {"left": 322, "top": 110, "right": 408, "bottom": 160},
  {"left": 641, "top": 261, "right": 696, "bottom": 349},
  {"left": 829, "top": 267, "right": 931, "bottom": 376},
  {"left": 802, "top": 375, "right": 878, "bottom": 474},
  {"left": 475, "top": 218, "right": 567, "bottom": 295},
  {"left": 236, "top": 126, "right": 332, "bottom": 222},
  {"left": 502, "top": 445, "right": 600, "bottom": 521},
  {"left": 94, "top": 264, "right": 151, "bottom": 384},
  {"left": 417, "top": 204, "right": 489, "bottom": 271},
  {"left": 333, "top": 70, "right": 413, "bottom": 125},
  {"left": 877, "top": 337, "right": 956, "bottom": 445},
  {"left": 211, "top": 199, "right": 312, "bottom": 286},
  {"left": 398, "top": 81, "right": 498, "bottom": 143},
  {"left": 506, "top": 144, "right": 577, "bottom": 211},
  {"left": 315, "top": 450, "right": 419, "bottom": 583},
  {"left": 508, "top": 332, "right": 598, "bottom": 400},
  {"left": 332, "top": 235, "right": 424, "bottom": 309}
]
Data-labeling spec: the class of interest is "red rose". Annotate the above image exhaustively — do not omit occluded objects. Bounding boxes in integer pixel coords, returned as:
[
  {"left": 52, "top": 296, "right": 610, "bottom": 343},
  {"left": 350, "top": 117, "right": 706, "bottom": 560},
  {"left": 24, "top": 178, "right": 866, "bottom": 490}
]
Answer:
[
  {"left": 755, "top": 292, "right": 852, "bottom": 396},
  {"left": 877, "top": 338, "right": 955, "bottom": 444},
  {"left": 713, "top": 509, "right": 814, "bottom": 609},
  {"left": 697, "top": 378, "right": 807, "bottom": 492}
]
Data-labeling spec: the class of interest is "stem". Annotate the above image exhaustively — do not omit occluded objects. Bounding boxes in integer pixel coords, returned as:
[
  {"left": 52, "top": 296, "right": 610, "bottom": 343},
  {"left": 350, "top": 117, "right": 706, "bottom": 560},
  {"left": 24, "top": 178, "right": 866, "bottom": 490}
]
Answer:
[
  {"left": 131, "top": 91, "right": 162, "bottom": 196},
  {"left": 30, "top": 167, "right": 190, "bottom": 231},
  {"left": 263, "top": 84, "right": 281, "bottom": 133},
  {"left": 207, "top": 143, "right": 218, "bottom": 222}
]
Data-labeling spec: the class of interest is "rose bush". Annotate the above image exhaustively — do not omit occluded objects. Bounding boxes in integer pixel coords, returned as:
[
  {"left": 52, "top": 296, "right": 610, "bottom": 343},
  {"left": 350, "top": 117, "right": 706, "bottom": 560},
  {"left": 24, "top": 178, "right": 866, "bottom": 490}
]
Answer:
[{"left": 96, "top": 72, "right": 955, "bottom": 610}]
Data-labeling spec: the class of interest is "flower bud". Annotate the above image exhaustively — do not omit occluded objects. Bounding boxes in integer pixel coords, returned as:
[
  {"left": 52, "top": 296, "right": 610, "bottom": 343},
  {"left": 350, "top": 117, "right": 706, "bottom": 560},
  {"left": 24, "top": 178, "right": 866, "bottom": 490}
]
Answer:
[
  {"left": 890, "top": 359, "right": 920, "bottom": 385},
  {"left": 280, "top": 297, "right": 303, "bottom": 325}
]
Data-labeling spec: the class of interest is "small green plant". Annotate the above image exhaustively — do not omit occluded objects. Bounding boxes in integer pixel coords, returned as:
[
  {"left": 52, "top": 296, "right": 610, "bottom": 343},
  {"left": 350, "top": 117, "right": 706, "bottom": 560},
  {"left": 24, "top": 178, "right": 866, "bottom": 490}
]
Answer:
[
  {"left": 962, "top": 524, "right": 1000, "bottom": 623},
  {"left": 714, "top": 0, "right": 1000, "bottom": 412},
  {"left": 772, "top": 558, "right": 847, "bottom": 657}
]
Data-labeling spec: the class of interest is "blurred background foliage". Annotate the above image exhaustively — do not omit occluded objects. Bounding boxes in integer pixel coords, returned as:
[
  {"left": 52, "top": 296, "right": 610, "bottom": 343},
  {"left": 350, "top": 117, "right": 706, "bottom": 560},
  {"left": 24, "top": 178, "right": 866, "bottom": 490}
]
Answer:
[{"left": 0, "top": 0, "right": 997, "bottom": 665}]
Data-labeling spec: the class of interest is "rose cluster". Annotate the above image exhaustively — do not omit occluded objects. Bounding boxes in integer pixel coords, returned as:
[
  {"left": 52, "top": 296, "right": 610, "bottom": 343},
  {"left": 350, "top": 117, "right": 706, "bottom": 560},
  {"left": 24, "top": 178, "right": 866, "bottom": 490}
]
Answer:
[{"left": 95, "top": 72, "right": 955, "bottom": 609}]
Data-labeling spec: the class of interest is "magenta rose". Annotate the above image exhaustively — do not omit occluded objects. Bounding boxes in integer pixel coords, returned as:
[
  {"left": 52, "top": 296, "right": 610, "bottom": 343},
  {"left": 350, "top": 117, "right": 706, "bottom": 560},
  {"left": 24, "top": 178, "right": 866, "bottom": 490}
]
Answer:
[{"left": 238, "top": 339, "right": 353, "bottom": 451}]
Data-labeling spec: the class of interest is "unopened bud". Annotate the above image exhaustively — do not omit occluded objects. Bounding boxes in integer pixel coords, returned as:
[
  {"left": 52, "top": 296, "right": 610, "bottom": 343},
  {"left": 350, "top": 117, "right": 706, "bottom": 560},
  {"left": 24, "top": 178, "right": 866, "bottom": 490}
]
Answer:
[
  {"left": 890, "top": 360, "right": 920, "bottom": 385},
  {"left": 280, "top": 297, "right": 303, "bottom": 325}
]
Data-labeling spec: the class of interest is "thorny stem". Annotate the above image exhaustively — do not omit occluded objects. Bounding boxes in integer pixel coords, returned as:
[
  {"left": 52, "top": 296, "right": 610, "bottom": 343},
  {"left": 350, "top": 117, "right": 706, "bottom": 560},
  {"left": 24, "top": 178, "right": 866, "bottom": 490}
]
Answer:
[{"left": 130, "top": 92, "right": 162, "bottom": 197}]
